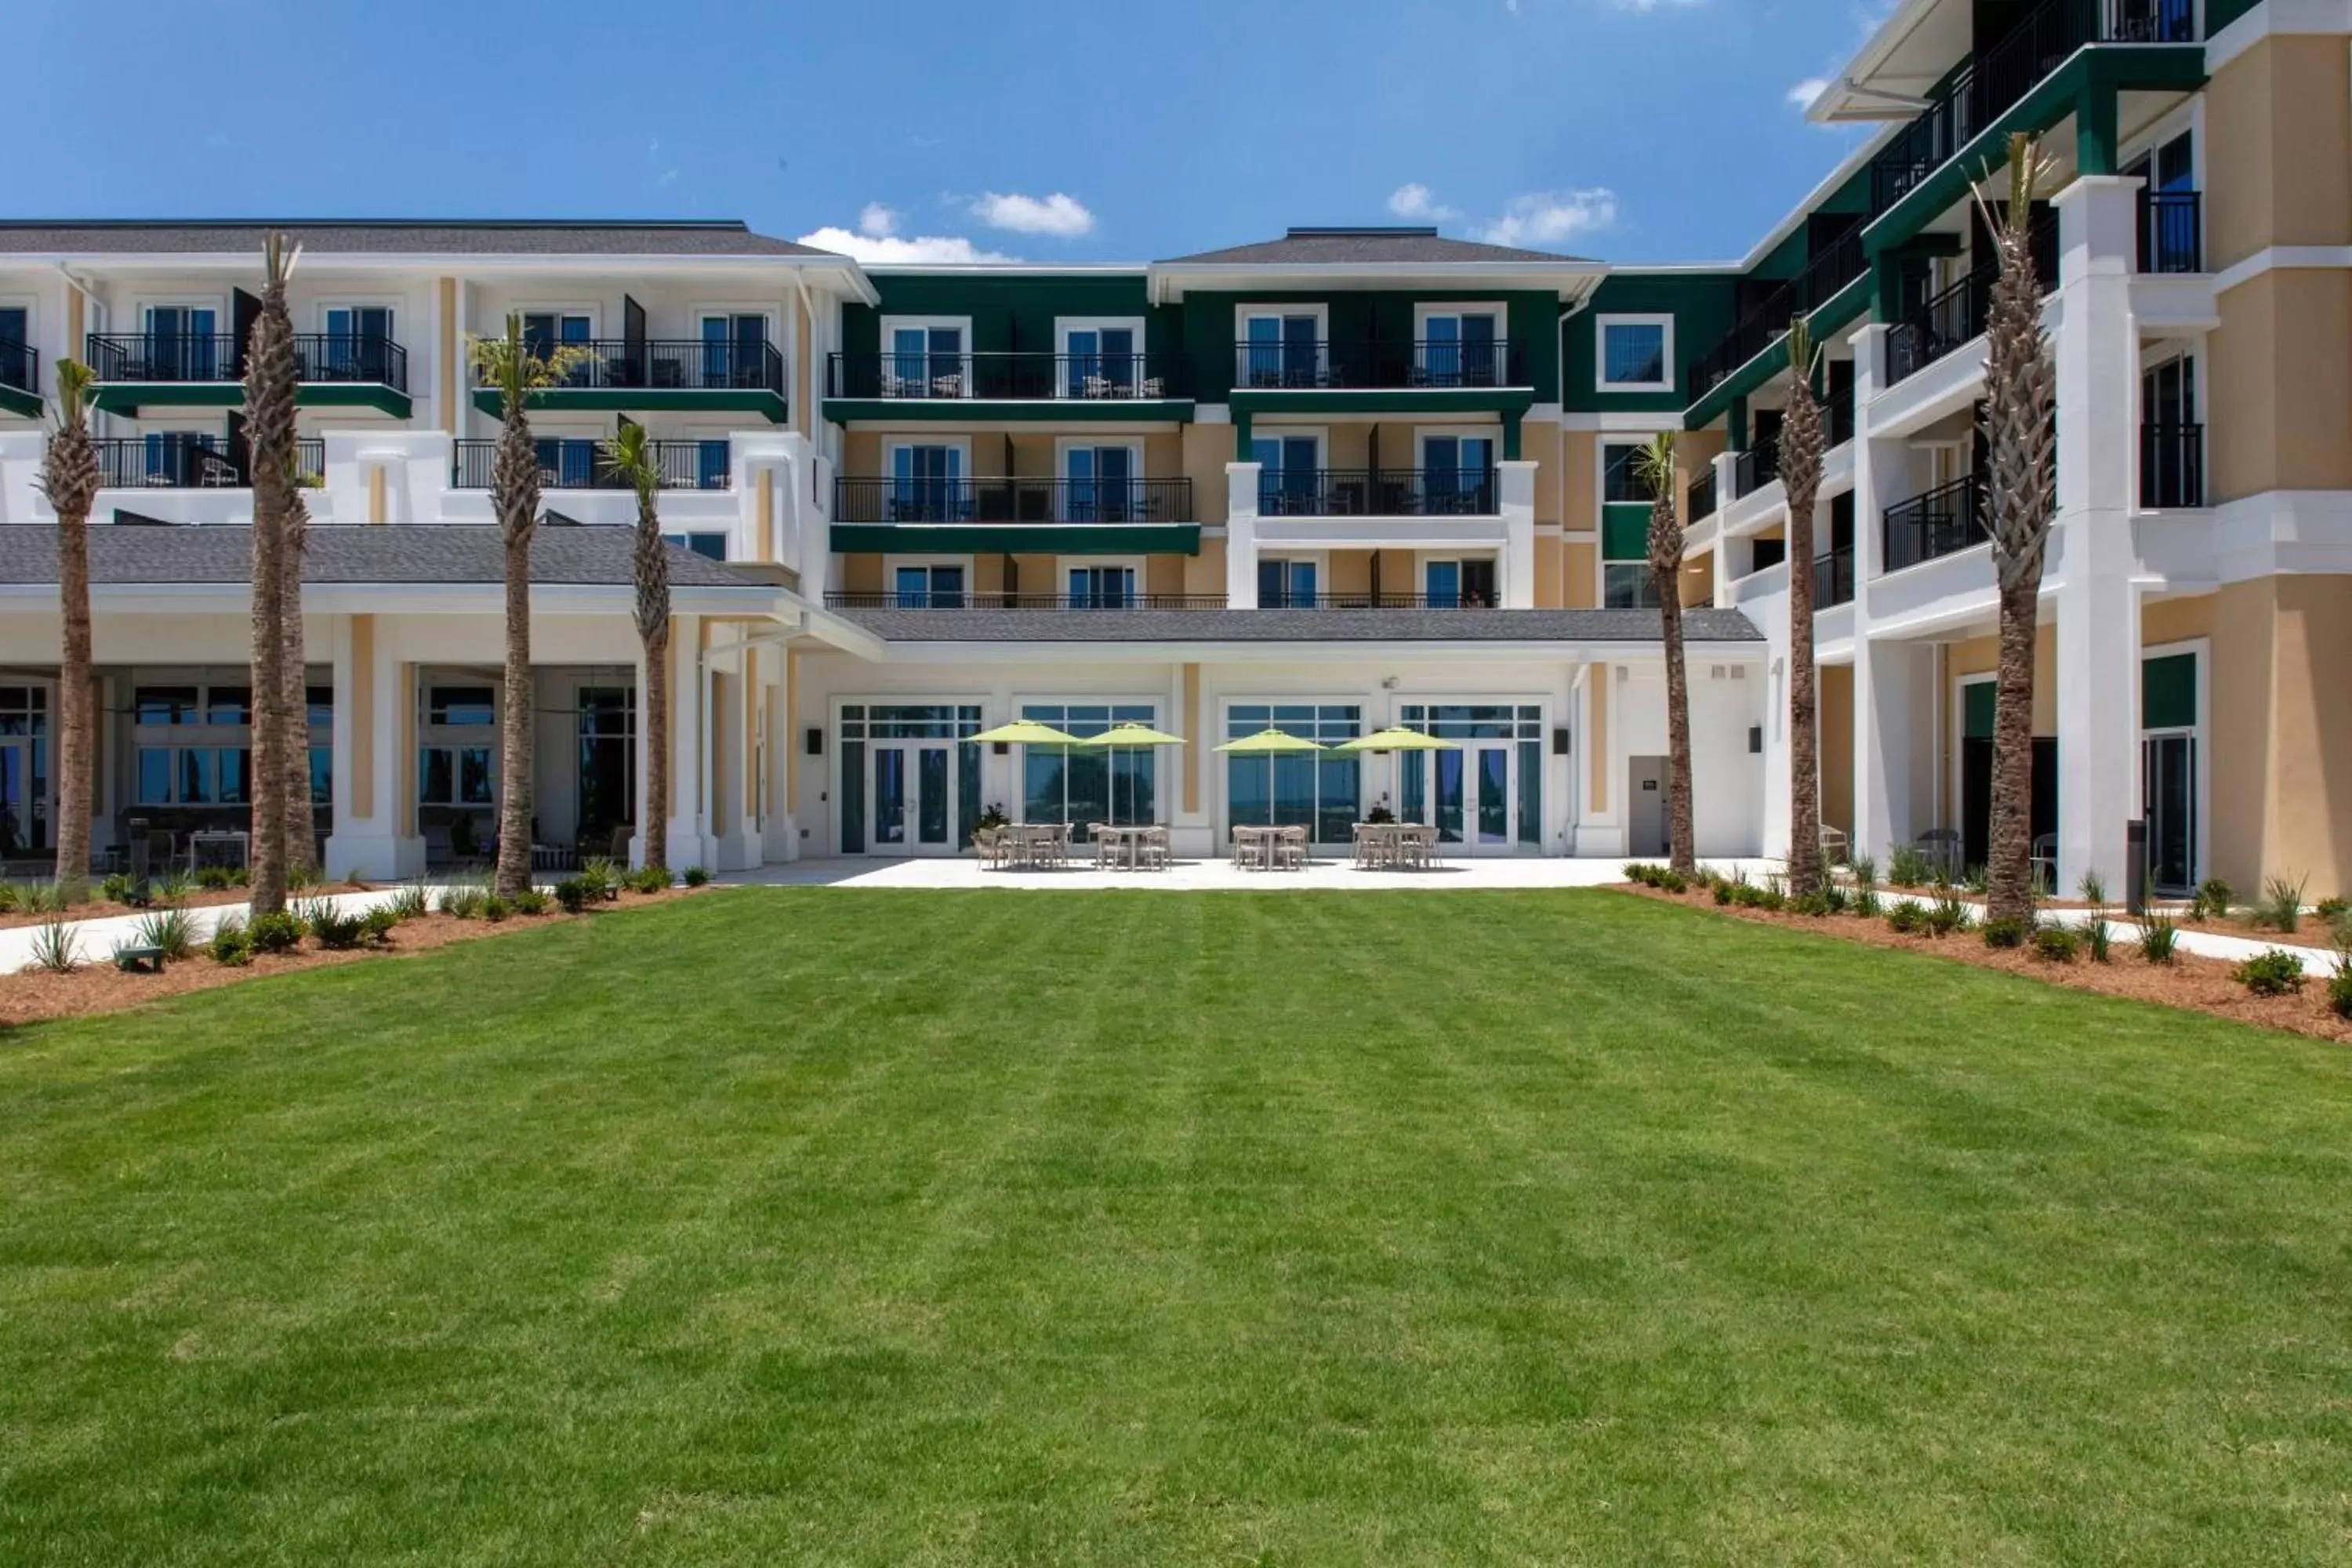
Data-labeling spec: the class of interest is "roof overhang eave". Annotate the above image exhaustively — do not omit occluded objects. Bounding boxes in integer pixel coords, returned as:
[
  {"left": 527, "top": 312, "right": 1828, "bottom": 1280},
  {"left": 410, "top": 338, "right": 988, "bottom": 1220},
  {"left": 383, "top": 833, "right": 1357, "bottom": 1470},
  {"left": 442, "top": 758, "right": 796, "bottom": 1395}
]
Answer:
[{"left": 1146, "top": 260, "right": 1608, "bottom": 306}]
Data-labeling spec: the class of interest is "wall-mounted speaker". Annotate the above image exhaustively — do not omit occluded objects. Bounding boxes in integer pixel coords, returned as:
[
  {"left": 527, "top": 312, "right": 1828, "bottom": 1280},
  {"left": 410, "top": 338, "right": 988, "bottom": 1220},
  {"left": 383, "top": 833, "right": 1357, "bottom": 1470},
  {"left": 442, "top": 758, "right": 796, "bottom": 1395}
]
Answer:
[
  {"left": 805, "top": 728, "right": 824, "bottom": 756},
  {"left": 1748, "top": 726, "right": 1763, "bottom": 754},
  {"left": 1552, "top": 728, "right": 1571, "bottom": 756}
]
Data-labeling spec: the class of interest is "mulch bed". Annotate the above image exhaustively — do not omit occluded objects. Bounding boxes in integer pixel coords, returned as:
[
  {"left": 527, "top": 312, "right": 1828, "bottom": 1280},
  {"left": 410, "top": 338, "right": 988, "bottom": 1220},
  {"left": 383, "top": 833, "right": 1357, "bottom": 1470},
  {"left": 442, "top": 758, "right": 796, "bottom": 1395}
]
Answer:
[
  {"left": 0, "top": 887, "right": 712, "bottom": 1029},
  {"left": 0, "top": 884, "right": 278, "bottom": 932},
  {"left": 1616, "top": 882, "right": 2352, "bottom": 1045}
]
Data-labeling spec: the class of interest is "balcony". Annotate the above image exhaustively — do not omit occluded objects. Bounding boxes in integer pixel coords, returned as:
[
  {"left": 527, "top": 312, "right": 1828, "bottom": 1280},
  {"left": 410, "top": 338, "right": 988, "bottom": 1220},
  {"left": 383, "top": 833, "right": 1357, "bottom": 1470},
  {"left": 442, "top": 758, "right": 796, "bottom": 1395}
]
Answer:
[
  {"left": 1869, "top": 0, "right": 2198, "bottom": 215},
  {"left": 1886, "top": 212, "right": 2058, "bottom": 386},
  {"left": 2139, "top": 190, "right": 2201, "bottom": 274},
  {"left": 1813, "top": 546, "right": 1856, "bottom": 608},
  {"left": 1732, "top": 437, "right": 1780, "bottom": 501},
  {"left": 1252, "top": 469, "right": 1500, "bottom": 518},
  {"left": 825, "top": 350, "right": 1186, "bottom": 407},
  {"left": 450, "top": 438, "right": 731, "bottom": 492},
  {"left": 820, "top": 590, "right": 1502, "bottom": 612},
  {"left": 0, "top": 336, "right": 38, "bottom": 417},
  {"left": 1229, "top": 339, "right": 1525, "bottom": 393},
  {"left": 1687, "top": 229, "right": 1867, "bottom": 405},
  {"left": 830, "top": 476, "right": 1201, "bottom": 557},
  {"left": 2140, "top": 422, "right": 2202, "bottom": 508},
  {"left": 1882, "top": 474, "right": 1989, "bottom": 573},
  {"left": 84, "top": 435, "right": 324, "bottom": 489},
  {"left": 471, "top": 339, "right": 786, "bottom": 423},
  {"left": 1686, "top": 466, "right": 1719, "bottom": 524},
  {"left": 84, "top": 332, "right": 412, "bottom": 416}
]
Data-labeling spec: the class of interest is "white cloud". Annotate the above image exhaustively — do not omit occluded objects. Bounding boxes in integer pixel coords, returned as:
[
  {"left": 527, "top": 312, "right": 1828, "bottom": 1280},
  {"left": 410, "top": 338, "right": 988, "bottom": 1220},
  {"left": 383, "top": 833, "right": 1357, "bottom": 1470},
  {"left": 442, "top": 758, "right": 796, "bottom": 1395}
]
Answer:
[
  {"left": 1477, "top": 189, "right": 1619, "bottom": 249},
  {"left": 970, "top": 191, "right": 1095, "bottom": 238},
  {"left": 1387, "top": 183, "right": 1461, "bottom": 223},
  {"left": 796, "top": 225, "right": 1018, "bottom": 264},
  {"left": 1787, "top": 77, "right": 1831, "bottom": 110},
  {"left": 857, "top": 202, "right": 901, "bottom": 238}
]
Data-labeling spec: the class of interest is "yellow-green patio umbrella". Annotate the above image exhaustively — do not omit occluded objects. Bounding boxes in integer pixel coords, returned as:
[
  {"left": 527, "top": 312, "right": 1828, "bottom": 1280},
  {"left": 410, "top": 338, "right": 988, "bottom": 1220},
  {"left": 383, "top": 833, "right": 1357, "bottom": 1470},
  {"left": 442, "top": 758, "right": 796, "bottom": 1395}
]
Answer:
[
  {"left": 1214, "top": 728, "right": 1326, "bottom": 754},
  {"left": 969, "top": 718, "right": 1085, "bottom": 747},
  {"left": 1078, "top": 721, "right": 1188, "bottom": 749},
  {"left": 1333, "top": 727, "right": 1460, "bottom": 753}
]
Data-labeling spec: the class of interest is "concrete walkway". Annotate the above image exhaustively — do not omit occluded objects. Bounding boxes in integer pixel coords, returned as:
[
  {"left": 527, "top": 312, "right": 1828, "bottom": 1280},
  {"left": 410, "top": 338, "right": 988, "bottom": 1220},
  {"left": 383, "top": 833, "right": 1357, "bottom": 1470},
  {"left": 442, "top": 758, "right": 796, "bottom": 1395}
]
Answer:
[{"left": 2, "top": 885, "right": 431, "bottom": 972}]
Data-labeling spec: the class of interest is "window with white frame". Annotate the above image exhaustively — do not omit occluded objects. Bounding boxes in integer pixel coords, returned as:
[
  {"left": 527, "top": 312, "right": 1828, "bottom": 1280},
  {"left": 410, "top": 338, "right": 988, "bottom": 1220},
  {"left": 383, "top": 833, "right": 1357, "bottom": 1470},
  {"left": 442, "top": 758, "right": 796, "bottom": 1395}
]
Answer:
[
  {"left": 1057, "top": 318, "right": 1148, "bottom": 397},
  {"left": 1250, "top": 432, "right": 1325, "bottom": 516},
  {"left": 419, "top": 683, "right": 496, "bottom": 807},
  {"left": 318, "top": 303, "right": 397, "bottom": 383},
  {"left": 1258, "top": 557, "right": 1319, "bottom": 608},
  {"left": 134, "top": 677, "right": 331, "bottom": 807},
  {"left": 881, "top": 318, "right": 971, "bottom": 398},
  {"left": 1597, "top": 314, "right": 1674, "bottom": 392},
  {"left": 1061, "top": 441, "right": 1144, "bottom": 522},
  {"left": 1066, "top": 561, "right": 1140, "bottom": 609},
  {"left": 886, "top": 441, "right": 967, "bottom": 522},
  {"left": 886, "top": 558, "right": 969, "bottom": 608},
  {"left": 1237, "top": 306, "right": 1327, "bottom": 388},
  {"left": 1415, "top": 304, "right": 1504, "bottom": 387}
]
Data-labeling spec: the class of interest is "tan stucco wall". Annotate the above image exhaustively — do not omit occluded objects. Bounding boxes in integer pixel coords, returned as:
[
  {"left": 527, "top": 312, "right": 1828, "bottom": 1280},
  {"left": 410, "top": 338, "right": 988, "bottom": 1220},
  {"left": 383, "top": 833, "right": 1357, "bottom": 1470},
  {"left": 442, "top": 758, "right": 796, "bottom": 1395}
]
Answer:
[
  {"left": 1820, "top": 662, "right": 1854, "bottom": 840},
  {"left": 843, "top": 554, "right": 882, "bottom": 595},
  {"left": 1009, "top": 553, "right": 1056, "bottom": 594},
  {"left": 1328, "top": 550, "right": 1374, "bottom": 598},
  {"left": 1949, "top": 626, "right": 2056, "bottom": 733},
  {"left": 2142, "top": 592, "right": 2213, "bottom": 648},
  {"left": 1677, "top": 430, "right": 1726, "bottom": 519},
  {"left": 1562, "top": 541, "right": 1598, "bottom": 608},
  {"left": 2209, "top": 574, "right": 2352, "bottom": 894},
  {"left": 1186, "top": 537, "right": 1226, "bottom": 596},
  {"left": 1526, "top": 417, "right": 1561, "bottom": 524},
  {"left": 1145, "top": 554, "right": 1186, "bottom": 597},
  {"left": 2205, "top": 33, "right": 2352, "bottom": 272},
  {"left": 2208, "top": 267, "right": 2352, "bottom": 502},
  {"left": 1534, "top": 535, "right": 1564, "bottom": 608},
  {"left": 1562, "top": 431, "right": 1598, "bottom": 534},
  {"left": 1181, "top": 426, "right": 1231, "bottom": 524},
  {"left": 1679, "top": 551, "right": 1714, "bottom": 608}
]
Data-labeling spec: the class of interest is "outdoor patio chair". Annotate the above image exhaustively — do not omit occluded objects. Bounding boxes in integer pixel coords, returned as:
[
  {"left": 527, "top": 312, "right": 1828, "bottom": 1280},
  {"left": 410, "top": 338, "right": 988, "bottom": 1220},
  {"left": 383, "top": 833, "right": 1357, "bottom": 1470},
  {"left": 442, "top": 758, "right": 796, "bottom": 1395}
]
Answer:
[
  {"left": 2032, "top": 833, "right": 2059, "bottom": 894},
  {"left": 1141, "top": 826, "right": 1171, "bottom": 870},
  {"left": 1917, "top": 827, "right": 1962, "bottom": 880},
  {"left": 1820, "top": 822, "right": 1849, "bottom": 865},
  {"left": 1276, "top": 825, "right": 1309, "bottom": 870},
  {"left": 1091, "top": 825, "right": 1117, "bottom": 869}
]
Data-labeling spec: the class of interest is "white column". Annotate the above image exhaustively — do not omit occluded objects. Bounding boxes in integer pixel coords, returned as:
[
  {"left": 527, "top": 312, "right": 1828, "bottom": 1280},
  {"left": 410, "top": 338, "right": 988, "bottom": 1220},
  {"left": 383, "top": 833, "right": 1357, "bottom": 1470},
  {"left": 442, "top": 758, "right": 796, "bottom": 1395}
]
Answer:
[
  {"left": 2053, "top": 175, "right": 2144, "bottom": 896},
  {"left": 1497, "top": 459, "right": 1537, "bottom": 608},
  {"left": 664, "top": 613, "right": 706, "bottom": 869},
  {"left": 1225, "top": 462, "right": 1261, "bottom": 608},
  {"left": 1708, "top": 450, "right": 1740, "bottom": 597},
  {"left": 324, "top": 617, "right": 423, "bottom": 881},
  {"left": 1848, "top": 320, "right": 1912, "bottom": 862}
]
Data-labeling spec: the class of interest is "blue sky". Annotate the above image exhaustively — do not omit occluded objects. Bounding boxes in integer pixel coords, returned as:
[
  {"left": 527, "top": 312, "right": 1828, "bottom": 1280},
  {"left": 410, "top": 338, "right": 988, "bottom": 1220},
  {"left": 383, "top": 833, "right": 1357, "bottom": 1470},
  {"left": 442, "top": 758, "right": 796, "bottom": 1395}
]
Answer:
[{"left": 13, "top": 0, "right": 1884, "bottom": 265}]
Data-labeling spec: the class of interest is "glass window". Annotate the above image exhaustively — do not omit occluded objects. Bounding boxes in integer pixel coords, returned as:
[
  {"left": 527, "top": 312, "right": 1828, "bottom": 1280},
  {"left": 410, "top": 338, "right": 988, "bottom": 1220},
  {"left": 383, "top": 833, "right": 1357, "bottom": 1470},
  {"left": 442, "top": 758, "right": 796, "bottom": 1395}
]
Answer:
[
  {"left": 205, "top": 685, "right": 252, "bottom": 725},
  {"left": 1602, "top": 320, "right": 1669, "bottom": 388},
  {"left": 576, "top": 686, "right": 637, "bottom": 846},
  {"left": 309, "top": 746, "right": 332, "bottom": 806},
  {"left": 1602, "top": 442, "right": 1657, "bottom": 504},
  {"left": 1258, "top": 558, "right": 1316, "bottom": 609},
  {"left": 136, "top": 686, "right": 199, "bottom": 726},
  {"left": 419, "top": 746, "right": 496, "bottom": 806},
  {"left": 429, "top": 686, "right": 495, "bottom": 727},
  {"left": 306, "top": 685, "right": 334, "bottom": 728},
  {"left": 138, "top": 747, "right": 172, "bottom": 803},
  {"left": 662, "top": 532, "right": 728, "bottom": 561},
  {"left": 1224, "top": 703, "right": 1362, "bottom": 844},
  {"left": 1604, "top": 563, "right": 1661, "bottom": 608},
  {"left": 1068, "top": 566, "right": 1135, "bottom": 609}
]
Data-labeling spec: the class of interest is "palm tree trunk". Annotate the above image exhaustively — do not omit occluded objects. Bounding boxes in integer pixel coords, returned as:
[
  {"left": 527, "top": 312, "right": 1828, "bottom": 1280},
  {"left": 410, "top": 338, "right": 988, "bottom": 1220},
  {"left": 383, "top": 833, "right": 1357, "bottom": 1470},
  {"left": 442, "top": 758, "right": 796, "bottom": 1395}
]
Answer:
[
  {"left": 1660, "top": 587, "right": 1696, "bottom": 877},
  {"left": 246, "top": 503, "right": 288, "bottom": 914},
  {"left": 642, "top": 626, "right": 670, "bottom": 872},
  {"left": 278, "top": 494, "right": 314, "bottom": 876},
  {"left": 1987, "top": 579, "right": 2039, "bottom": 925},
  {"left": 495, "top": 528, "right": 535, "bottom": 898},
  {"left": 1780, "top": 330, "right": 1827, "bottom": 898},
  {"left": 53, "top": 513, "right": 93, "bottom": 901}
]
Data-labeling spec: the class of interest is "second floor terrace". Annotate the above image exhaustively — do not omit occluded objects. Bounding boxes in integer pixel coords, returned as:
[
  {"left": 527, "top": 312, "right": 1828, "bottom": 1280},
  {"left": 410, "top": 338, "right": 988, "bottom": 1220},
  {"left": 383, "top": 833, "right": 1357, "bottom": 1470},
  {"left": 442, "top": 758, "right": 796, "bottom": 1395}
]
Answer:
[
  {"left": 472, "top": 335, "right": 786, "bottom": 423},
  {"left": 84, "top": 329, "right": 411, "bottom": 417}
]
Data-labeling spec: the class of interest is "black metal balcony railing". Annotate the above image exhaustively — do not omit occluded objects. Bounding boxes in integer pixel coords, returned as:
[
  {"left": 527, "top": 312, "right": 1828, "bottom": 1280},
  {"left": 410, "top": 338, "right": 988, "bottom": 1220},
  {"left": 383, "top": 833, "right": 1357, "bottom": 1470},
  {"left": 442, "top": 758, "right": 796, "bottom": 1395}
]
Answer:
[
  {"left": 2139, "top": 190, "right": 2201, "bottom": 274},
  {"left": 1882, "top": 474, "right": 1991, "bottom": 572},
  {"left": 451, "top": 438, "right": 731, "bottom": 492},
  {"left": 1829, "top": 393, "right": 1857, "bottom": 448},
  {"left": 834, "top": 476, "right": 1192, "bottom": 526},
  {"left": 821, "top": 590, "right": 1503, "bottom": 612},
  {"left": 1732, "top": 437, "right": 1781, "bottom": 500},
  {"left": 1250, "top": 469, "right": 1500, "bottom": 517},
  {"left": 1886, "top": 211, "right": 2060, "bottom": 385},
  {"left": 1813, "top": 546, "right": 1856, "bottom": 608},
  {"left": 826, "top": 350, "right": 1183, "bottom": 401},
  {"left": 1230, "top": 339, "right": 1526, "bottom": 391},
  {"left": 2140, "top": 422, "right": 2204, "bottom": 508},
  {"left": 1686, "top": 466, "right": 1719, "bottom": 522},
  {"left": 0, "top": 336, "right": 37, "bottom": 395},
  {"left": 1870, "top": 0, "right": 2197, "bottom": 212},
  {"left": 84, "top": 435, "right": 324, "bottom": 489},
  {"left": 1687, "top": 228, "right": 1867, "bottom": 403},
  {"left": 85, "top": 333, "right": 409, "bottom": 391},
  {"left": 482, "top": 339, "right": 784, "bottom": 396}
]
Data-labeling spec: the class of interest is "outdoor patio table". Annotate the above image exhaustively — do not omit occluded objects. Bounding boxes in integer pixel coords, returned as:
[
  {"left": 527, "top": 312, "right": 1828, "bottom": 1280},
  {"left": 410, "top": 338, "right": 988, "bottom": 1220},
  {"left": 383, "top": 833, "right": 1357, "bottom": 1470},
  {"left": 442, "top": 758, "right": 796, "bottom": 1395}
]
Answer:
[
  {"left": 1231, "top": 824, "right": 1280, "bottom": 870},
  {"left": 1353, "top": 822, "right": 1405, "bottom": 868},
  {"left": 1095, "top": 823, "right": 1160, "bottom": 870}
]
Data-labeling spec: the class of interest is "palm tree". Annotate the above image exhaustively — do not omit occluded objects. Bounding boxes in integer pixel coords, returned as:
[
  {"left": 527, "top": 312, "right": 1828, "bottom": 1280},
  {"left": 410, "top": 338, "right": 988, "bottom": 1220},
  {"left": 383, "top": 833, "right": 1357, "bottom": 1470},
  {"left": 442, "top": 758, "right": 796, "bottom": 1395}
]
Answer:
[
  {"left": 37, "top": 361, "right": 100, "bottom": 902},
  {"left": 470, "top": 318, "right": 591, "bottom": 898},
  {"left": 245, "top": 233, "right": 314, "bottom": 887},
  {"left": 597, "top": 423, "right": 673, "bottom": 873},
  {"left": 1634, "top": 431, "right": 1695, "bottom": 877},
  {"left": 1978, "top": 132, "right": 2057, "bottom": 928},
  {"left": 1780, "top": 318, "right": 1826, "bottom": 899}
]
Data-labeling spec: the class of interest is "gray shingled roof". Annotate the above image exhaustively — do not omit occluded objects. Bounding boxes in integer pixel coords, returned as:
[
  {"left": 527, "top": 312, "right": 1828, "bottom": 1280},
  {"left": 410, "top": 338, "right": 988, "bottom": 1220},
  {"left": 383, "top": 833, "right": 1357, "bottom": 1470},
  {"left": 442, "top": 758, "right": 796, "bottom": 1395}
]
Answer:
[
  {"left": 834, "top": 607, "right": 1761, "bottom": 643},
  {"left": 1158, "top": 226, "right": 1590, "bottom": 267},
  {"left": 0, "top": 220, "right": 834, "bottom": 258},
  {"left": 0, "top": 525, "right": 764, "bottom": 589}
]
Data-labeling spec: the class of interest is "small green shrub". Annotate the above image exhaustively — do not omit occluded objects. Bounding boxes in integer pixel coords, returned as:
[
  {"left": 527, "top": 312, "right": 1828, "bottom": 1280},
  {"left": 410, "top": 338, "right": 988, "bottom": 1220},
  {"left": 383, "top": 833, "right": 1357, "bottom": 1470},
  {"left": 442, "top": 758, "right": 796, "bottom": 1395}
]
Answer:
[
  {"left": 2031, "top": 924, "right": 2081, "bottom": 964},
  {"left": 2255, "top": 873, "right": 2309, "bottom": 934},
  {"left": 287, "top": 861, "right": 322, "bottom": 893},
  {"left": 1926, "top": 893, "right": 1972, "bottom": 938},
  {"left": 481, "top": 895, "right": 510, "bottom": 924},
  {"left": 100, "top": 872, "right": 136, "bottom": 905},
  {"left": 1887, "top": 845, "right": 1931, "bottom": 888},
  {"left": 298, "top": 900, "right": 368, "bottom": 951},
  {"left": 512, "top": 888, "right": 550, "bottom": 916},
  {"left": 1981, "top": 916, "right": 2031, "bottom": 950},
  {"left": 2192, "top": 877, "right": 2234, "bottom": 923},
  {"left": 2076, "top": 869, "right": 2107, "bottom": 909},
  {"left": 1886, "top": 899, "right": 1928, "bottom": 935},
  {"left": 2317, "top": 896, "right": 2349, "bottom": 921},
  {"left": 1791, "top": 890, "right": 1837, "bottom": 918},
  {"left": 1623, "top": 862, "right": 1655, "bottom": 885},
  {"left": 132, "top": 906, "right": 198, "bottom": 962},
  {"left": 25, "top": 917, "right": 78, "bottom": 973},
  {"left": 629, "top": 865, "right": 672, "bottom": 895},
  {"left": 682, "top": 865, "right": 711, "bottom": 887},
  {"left": 579, "top": 858, "right": 620, "bottom": 902},
  {"left": 208, "top": 918, "right": 253, "bottom": 967},
  {"left": 8, "top": 880, "right": 66, "bottom": 915},
  {"left": 437, "top": 884, "right": 488, "bottom": 920},
  {"left": 1656, "top": 870, "right": 1688, "bottom": 895},
  {"left": 2234, "top": 949, "right": 2306, "bottom": 997},
  {"left": 247, "top": 910, "right": 303, "bottom": 955},
  {"left": 194, "top": 865, "right": 243, "bottom": 891},
  {"left": 553, "top": 877, "right": 590, "bottom": 914},
  {"left": 359, "top": 907, "right": 397, "bottom": 946},
  {"left": 1853, "top": 887, "right": 1882, "bottom": 919},
  {"left": 1711, "top": 878, "right": 1733, "bottom": 906},
  {"left": 2329, "top": 964, "right": 2352, "bottom": 1020},
  {"left": 1961, "top": 864, "right": 1991, "bottom": 896},
  {"left": 2136, "top": 913, "right": 2180, "bottom": 964},
  {"left": 2084, "top": 916, "right": 2112, "bottom": 964},
  {"left": 384, "top": 883, "right": 430, "bottom": 922}
]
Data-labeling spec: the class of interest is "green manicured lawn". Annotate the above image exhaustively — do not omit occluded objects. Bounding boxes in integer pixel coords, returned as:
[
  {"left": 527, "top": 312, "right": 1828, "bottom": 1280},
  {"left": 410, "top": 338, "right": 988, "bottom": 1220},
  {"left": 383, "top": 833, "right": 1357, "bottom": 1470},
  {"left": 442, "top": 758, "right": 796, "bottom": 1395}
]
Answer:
[{"left": 3, "top": 891, "right": 2349, "bottom": 1565}]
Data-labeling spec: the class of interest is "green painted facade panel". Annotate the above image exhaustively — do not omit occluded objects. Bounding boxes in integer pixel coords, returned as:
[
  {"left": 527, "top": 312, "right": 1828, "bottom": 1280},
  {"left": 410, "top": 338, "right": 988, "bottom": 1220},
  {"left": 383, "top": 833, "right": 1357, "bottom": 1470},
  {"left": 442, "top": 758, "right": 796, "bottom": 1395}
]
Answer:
[
  {"left": 1226, "top": 387, "right": 1534, "bottom": 419},
  {"left": 840, "top": 274, "right": 1180, "bottom": 365},
  {"left": 822, "top": 397, "right": 1193, "bottom": 425},
  {"left": 471, "top": 387, "right": 787, "bottom": 423},
  {"left": 1964, "top": 681, "right": 1996, "bottom": 741},
  {"left": 1601, "top": 503, "right": 1652, "bottom": 561},
  {"left": 831, "top": 522, "right": 1200, "bottom": 556},
  {"left": 1177, "top": 288, "right": 1562, "bottom": 404},
  {"left": 92, "top": 382, "right": 412, "bottom": 417},
  {"left": 0, "top": 384, "right": 44, "bottom": 419},
  {"left": 1563, "top": 273, "right": 1739, "bottom": 416},
  {"left": 2143, "top": 652, "right": 2197, "bottom": 731}
]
